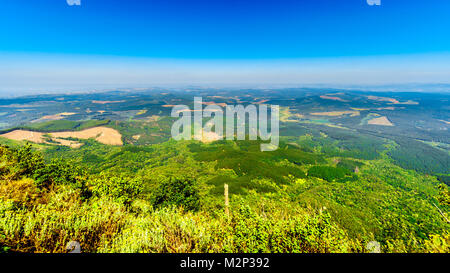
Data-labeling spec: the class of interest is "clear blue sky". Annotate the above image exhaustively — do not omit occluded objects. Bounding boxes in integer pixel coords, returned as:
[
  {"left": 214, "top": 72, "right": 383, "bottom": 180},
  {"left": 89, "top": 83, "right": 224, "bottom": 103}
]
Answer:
[{"left": 0, "top": 0, "right": 449, "bottom": 93}]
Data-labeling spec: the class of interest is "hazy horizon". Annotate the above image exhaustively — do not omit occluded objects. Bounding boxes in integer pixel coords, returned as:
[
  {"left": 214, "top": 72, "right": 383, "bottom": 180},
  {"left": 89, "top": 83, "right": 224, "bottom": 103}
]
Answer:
[
  {"left": 1, "top": 1, "right": 450, "bottom": 97},
  {"left": 1, "top": 83, "right": 450, "bottom": 99}
]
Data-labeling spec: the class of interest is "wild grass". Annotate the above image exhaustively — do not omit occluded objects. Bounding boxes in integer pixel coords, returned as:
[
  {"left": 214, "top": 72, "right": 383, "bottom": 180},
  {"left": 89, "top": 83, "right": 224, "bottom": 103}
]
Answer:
[{"left": 0, "top": 177, "right": 361, "bottom": 253}]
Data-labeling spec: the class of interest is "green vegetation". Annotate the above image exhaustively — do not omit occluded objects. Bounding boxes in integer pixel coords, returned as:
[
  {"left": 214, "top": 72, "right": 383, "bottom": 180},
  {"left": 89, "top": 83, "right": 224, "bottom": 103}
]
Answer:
[
  {"left": 307, "top": 165, "right": 356, "bottom": 182},
  {"left": 0, "top": 90, "right": 449, "bottom": 253},
  {"left": 18, "top": 119, "right": 110, "bottom": 132},
  {"left": 387, "top": 137, "right": 450, "bottom": 175},
  {"left": 89, "top": 172, "right": 142, "bottom": 205},
  {"left": 0, "top": 140, "right": 448, "bottom": 253},
  {"left": 150, "top": 176, "right": 200, "bottom": 211},
  {"left": 336, "top": 159, "right": 363, "bottom": 172},
  {"left": 0, "top": 144, "right": 360, "bottom": 253},
  {"left": 109, "top": 119, "right": 172, "bottom": 145},
  {"left": 437, "top": 174, "right": 450, "bottom": 186}
]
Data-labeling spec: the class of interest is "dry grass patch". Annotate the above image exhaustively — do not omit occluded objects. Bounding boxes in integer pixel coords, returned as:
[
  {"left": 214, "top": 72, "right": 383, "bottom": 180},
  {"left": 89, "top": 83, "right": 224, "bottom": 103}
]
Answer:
[
  {"left": 50, "top": 127, "right": 123, "bottom": 146},
  {"left": 367, "top": 96, "right": 418, "bottom": 105},
  {"left": 91, "top": 100, "right": 125, "bottom": 104},
  {"left": 320, "top": 95, "right": 348, "bottom": 102},
  {"left": 310, "top": 111, "right": 360, "bottom": 117},
  {"left": 367, "top": 116, "right": 394, "bottom": 126},
  {"left": 31, "top": 113, "right": 77, "bottom": 123},
  {"left": 0, "top": 127, "right": 123, "bottom": 147},
  {"left": 0, "top": 130, "right": 46, "bottom": 143}
]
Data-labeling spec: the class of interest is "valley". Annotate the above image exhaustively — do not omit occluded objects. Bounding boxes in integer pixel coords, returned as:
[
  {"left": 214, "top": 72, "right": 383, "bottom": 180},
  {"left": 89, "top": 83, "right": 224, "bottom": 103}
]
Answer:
[{"left": 0, "top": 88, "right": 448, "bottom": 253}]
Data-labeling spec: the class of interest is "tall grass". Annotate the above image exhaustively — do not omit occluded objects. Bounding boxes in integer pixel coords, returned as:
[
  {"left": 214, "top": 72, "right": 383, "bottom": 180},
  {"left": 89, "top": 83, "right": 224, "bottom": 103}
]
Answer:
[{"left": 0, "top": 178, "right": 361, "bottom": 253}]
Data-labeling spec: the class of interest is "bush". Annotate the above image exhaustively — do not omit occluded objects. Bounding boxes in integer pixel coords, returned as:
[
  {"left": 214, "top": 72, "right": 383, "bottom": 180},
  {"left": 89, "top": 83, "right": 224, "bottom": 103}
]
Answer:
[
  {"left": 12, "top": 144, "right": 45, "bottom": 178},
  {"left": 307, "top": 166, "right": 352, "bottom": 182},
  {"left": 337, "top": 159, "right": 363, "bottom": 172},
  {"left": 226, "top": 205, "right": 359, "bottom": 253},
  {"left": 150, "top": 176, "right": 200, "bottom": 211},
  {"left": 89, "top": 172, "right": 142, "bottom": 205},
  {"left": 0, "top": 144, "right": 88, "bottom": 194},
  {"left": 33, "top": 159, "right": 88, "bottom": 193},
  {"left": 0, "top": 185, "right": 128, "bottom": 253}
]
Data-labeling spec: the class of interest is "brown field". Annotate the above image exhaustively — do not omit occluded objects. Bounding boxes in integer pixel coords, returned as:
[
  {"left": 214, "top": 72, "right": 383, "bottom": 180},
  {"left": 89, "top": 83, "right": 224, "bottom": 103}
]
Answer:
[
  {"left": 31, "top": 112, "right": 77, "bottom": 123},
  {"left": 310, "top": 111, "right": 360, "bottom": 117},
  {"left": 368, "top": 96, "right": 419, "bottom": 105},
  {"left": 320, "top": 95, "right": 348, "bottom": 102},
  {"left": 0, "top": 130, "right": 46, "bottom": 143},
  {"left": 367, "top": 95, "right": 400, "bottom": 104},
  {"left": 50, "top": 138, "right": 83, "bottom": 148},
  {"left": 31, "top": 115, "right": 64, "bottom": 123},
  {"left": 376, "top": 107, "right": 396, "bottom": 110},
  {"left": 91, "top": 100, "right": 125, "bottom": 104},
  {"left": 59, "top": 112, "right": 77, "bottom": 116},
  {"left": 367, "top": 116, "right": 394, "bottom": 126},
  {"left": 0, "top": 126, "right": 123, "bottom": 147},
  {"left": 50, "top": 127, "right": 123, "bottom": 145}
]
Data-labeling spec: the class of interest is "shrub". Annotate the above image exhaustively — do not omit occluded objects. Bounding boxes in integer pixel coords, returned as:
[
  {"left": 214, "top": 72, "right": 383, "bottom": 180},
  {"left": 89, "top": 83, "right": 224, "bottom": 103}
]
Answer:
[
  {"left": 11, "top": 144, "right": 45, "bottom": 178},
  {"left": 307, "top": 166, "right": 352, "bottom": 182},
  {"left": 337, "top": 159, "right": 363, "bottom": 172},
  {"left": 89, "top": 172, "right": 142, "bottom": 205},
  {"left": 0, "top": 185, "right": 128, "bottom": 253},
  {"left": 150, "top": 176, "right": 200, "bottom": 211},
  {"left": 33, "top": 159, "right": 88, "bottom": 193},
  {"left": 225, "top": 205, "right": 359, "bottom": 253}
]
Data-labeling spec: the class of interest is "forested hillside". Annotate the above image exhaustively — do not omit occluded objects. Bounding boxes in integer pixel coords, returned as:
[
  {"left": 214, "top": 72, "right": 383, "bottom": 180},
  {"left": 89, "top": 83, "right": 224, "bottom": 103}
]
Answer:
[
  {"left": 0, "top": 90, "right": 449, "bottom": 253},
  {"left": 0, "top": 142, "right": 448, "bottom": 253}
]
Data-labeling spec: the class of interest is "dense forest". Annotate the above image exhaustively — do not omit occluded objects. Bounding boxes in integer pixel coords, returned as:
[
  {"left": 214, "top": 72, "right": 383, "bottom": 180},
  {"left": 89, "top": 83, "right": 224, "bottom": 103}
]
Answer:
[
  {"left": 0, "top": 90, "right": 449, "bottom": 253},
  {"left": 0, "top": 139, "right": 448, "bottom": 253}
]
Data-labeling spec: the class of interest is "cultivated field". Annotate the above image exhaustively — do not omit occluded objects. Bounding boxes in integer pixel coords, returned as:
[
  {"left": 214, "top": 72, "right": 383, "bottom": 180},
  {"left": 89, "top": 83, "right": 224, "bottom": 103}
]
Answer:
[
  {"left": 31, "top": 112, "right": 77, "bottom": 123},
  {"left": 0, "top": 130, "right": 46, "bottom": 143},
  {"left": 0, "top": 126, "right": 123, "bottom": 147},
  {"left": 367, "top": 116, "right": 394, "bottom": 126},
  {"left": 310, "top": 111, "right": 360, "bottom": 117}
]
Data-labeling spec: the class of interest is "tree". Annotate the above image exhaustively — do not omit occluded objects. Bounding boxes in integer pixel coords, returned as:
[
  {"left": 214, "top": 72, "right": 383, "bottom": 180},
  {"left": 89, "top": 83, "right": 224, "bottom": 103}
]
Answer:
[
  {"left": 12, "top": 143, "right": 45, "bottom": 178},
  {"left": 150, "top": 176, "right": 200, "bottom": 211},
  {"left": 89, "top": 172, "right": 142, "bottom": 205}
]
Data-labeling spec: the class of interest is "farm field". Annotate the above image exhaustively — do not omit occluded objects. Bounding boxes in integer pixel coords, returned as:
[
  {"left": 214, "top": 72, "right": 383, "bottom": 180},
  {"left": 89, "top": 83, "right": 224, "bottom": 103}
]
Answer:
[{"left": 0, "top": 126, "right": 123, "bottom": 147}]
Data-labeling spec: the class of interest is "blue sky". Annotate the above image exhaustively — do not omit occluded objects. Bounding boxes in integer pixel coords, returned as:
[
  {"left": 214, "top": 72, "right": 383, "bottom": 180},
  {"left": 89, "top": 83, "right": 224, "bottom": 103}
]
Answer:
[{"left": 0, "top": 0, "right": 449, "bottom": 94}]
